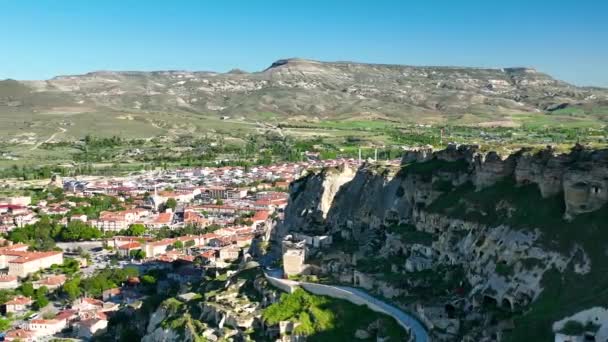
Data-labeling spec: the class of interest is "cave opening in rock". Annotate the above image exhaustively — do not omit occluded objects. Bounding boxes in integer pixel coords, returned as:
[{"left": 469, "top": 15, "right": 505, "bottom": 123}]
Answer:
[
  {"left": 501, "top": 298, "right": 513, "bottom": 311},
  {"left": 445, "top": 304, "right": 456, "bottom": 318},
  {"left": 482, "top": 295, "right": 498, "bottom": 308},
  {"left": 583, "top": 333, "right": 596, "bottom": 342}
]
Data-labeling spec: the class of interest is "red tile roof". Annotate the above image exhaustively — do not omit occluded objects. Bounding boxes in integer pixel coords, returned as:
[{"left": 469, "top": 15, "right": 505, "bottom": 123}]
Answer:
[
  {"left": 0, "top": 275, "right": 17, "bottom": 282},
  {"left": 4, "top": 295, "right": 32, "bottom": 305},
  {"left": 38, "top": 274, "right": 66, "bottom": 286},
  {"left": 118, "top": 242, "right": 141, "bottom": 250},
  {"left": 5, "top": 328, "right": 35, "bottom": 339}
]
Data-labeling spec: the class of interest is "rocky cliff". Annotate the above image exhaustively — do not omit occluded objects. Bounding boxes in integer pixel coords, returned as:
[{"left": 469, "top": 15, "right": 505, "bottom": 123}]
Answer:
[{"left": 280, "top": 144, "right": 608, "bottom": 341}]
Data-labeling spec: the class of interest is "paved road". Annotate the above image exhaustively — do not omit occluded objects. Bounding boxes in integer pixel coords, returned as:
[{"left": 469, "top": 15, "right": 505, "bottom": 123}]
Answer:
[
  {"left": 335, "top": 285, "right": 429, "bottom": 342},
  {"left": 266, "top": 273, "right": 429, "bottom": 342},
  {"left": 260, "top": 247, "right": 429, "bottom": 340}
]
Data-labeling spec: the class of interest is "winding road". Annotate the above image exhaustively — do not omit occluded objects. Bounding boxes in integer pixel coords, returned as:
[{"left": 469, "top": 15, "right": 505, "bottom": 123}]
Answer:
[
  {"left": 336, "top": 285, "right": 430, "bottom": 342},
  {"left": 265, "top": 273, "right": 430, "bottom": 342}
]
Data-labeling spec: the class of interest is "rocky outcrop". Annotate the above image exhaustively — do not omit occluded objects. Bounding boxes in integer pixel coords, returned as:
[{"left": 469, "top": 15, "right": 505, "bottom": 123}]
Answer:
[
  {"left": 279, "top": 144, "right": 608, "bottom": 340},
  {"left": 473, "top": 151, "right": 518, "bottom": 190},
  {"left": 280, "top": 164, "right": 356, "bottom": 237},
  {"left": 415, "top": 211, "right": 569, "bottom": 308},
  {"left": 283, "top": 144, "right": 608, "bottom": 233}
]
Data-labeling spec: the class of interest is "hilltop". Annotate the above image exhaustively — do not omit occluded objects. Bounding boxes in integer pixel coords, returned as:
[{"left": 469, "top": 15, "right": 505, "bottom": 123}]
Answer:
[
  {"left": 1, "top": 59, "right": 607, "bottom": 170},
  {"left": 1, "top": 58, "right": 607, "bottom": 124}
]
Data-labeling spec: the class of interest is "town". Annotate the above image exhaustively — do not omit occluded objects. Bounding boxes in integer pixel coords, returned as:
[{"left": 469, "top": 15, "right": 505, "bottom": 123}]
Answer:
[{"left": 0, "top": 158, "right": 364, "bottom": 341}]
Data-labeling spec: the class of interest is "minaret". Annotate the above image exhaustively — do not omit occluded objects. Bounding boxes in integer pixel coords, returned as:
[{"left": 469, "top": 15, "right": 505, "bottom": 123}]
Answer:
[
  {"left": 358, "top": 148, "right": 362, "bottom": 163},
  {"left": 374, "top": 148, "right": 378, "bottom": 161}
]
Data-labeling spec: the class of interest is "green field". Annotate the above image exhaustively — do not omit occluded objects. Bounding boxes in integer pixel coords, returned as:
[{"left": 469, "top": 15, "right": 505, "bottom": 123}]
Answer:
[{"left": 2, "top": 108, "right": 608, "bottom": 177}]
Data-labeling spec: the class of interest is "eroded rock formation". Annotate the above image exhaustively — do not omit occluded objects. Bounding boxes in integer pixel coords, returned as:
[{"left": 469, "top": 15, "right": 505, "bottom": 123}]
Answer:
[{"left": 279, "top": 143, "right": 608, "bottom": 340}]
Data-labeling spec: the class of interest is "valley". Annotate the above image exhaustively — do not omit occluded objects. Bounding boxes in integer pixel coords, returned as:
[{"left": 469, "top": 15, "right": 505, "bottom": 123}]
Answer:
[{"left": 0, "top": 60, "right": 607, "bottom": 342}]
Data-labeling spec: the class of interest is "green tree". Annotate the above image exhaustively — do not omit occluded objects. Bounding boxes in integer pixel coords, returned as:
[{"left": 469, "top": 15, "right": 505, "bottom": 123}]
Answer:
[
  {"left": 8, "top": 216, "right": 57, "bottom": 251},
  {"left": 20, "top": 282, "right": 34, "bottom": 297},
  {"left": 59, "top": 221, "right": 102, "bottom": 241},
  {"left": 0, "top": 317, "right": 11, "bottom": 331},
  {"left": 173, "top": 240, "right": 184, "bottom": 250},
  {"left": 0, "top": 290, "right": 15, "bottom": 304},
  {"left": 129, "top": 249, "right": 146, "bottom": 260},
  {"left": 50, "top": 187, "right": 65, "bottom": 200},
  {"left": 185, "top": 240, "right": 195, "bottom": 248},
  {"left": 34, "top": 286, "right": 49, "bottom": 309},
  {"left": 165, "top": 198, "right": 177, "bottom": 211},
  {"left": 62, "top": 278, "right": 81, "bottom": 300},
  {"left": 126, "top": 224, "right": 146, "bottom": 236},
  {"left": 141, "top": 275, "right": 156, "bottom": 286}
]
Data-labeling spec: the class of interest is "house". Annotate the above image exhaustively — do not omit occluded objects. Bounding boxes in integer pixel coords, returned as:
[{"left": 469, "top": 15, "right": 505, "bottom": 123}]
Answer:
[
  {"left": 0, "top": 205, "right": 27, "bottom": 215},
  {"left": 0, "top": 275, "right": 19, "bottom": 289},
  {"left": 199, "top": 250, "right": 217, "bottom": 263},
  {"left": 46, "top": 206, "right": 70, "bottom": 216},
  {"left": 72, "top": 297, "right": 104, "bottom": 312},
  {"left": 234, "top": 235, "right": 254, "bottom": 247},
  {"left": 208, "top": 236, "right": 232, "bottom": 248},
  {"left": 218, "top": 246, "right": 240, "bottom": 261},
  {"left": 274, "top": 181, "right": 290, "bottom": 189},
  {"left": 200, "top": 186, "right": 246, "bottom": 200},
  {"left": 25, "top": 318, "right": 66, "bottom": 337},
  {"left": 3, "top": 295, "right": 32, "bottom": 314},
  {"left": 102, "top": 288, "right": 122, "bottom": 302},
  {"left": 0, "top": 196, "right": 31, "bottom": 206},
  {"left": 54, "top": 309, "right": 78, "bottom": 328},
  {"left": 118, "top": 241, "right": 142, "bottom": 257},
  {"left": 111, "top": 235, "right": 153, "bottom": 249},
  {"left": 13, "top": 213, "right": 36, "bottom": 228},
  {"left": 147, "top": 212, "right": 173, "bottom": 229},
  {"left": 143, "top": 239, "right": 174, "bottom": 258},
  {"left": 0, "top": 250, "right": 64, "bottom": 278},
  {"left": 4, "top": 328, "right": 35, "bottom": 341},
  {"left": 70, "top": 214, "right": 88, "bottom": 222},
  {"left": 91, "top": 209, "right": 146, "bottom": 232},
  {"left": 283, "top": 248, "right": 305, "bottom": 277},
  {"left": 75, "top": 318, "right": 108, "bottom": 339},
  {"left": 251, "top": 210, "right": 270, "bottom": 226},
  {"left": 34, "top": 274, "right": 66, "bottom": 290},
  {"left": 183, "top": 211, "right": 209, "bottom": 227}
]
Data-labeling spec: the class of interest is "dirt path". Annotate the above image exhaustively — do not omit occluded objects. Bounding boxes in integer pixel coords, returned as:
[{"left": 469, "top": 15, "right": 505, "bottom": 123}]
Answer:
[{"left": 30, "top": 127, "right": 67, "bottom": 151}]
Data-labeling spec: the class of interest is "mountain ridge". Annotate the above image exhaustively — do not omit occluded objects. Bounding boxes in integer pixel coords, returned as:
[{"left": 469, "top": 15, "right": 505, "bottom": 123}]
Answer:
[{"left": 1, "top": 58, "right": 607, "bottom": 125}]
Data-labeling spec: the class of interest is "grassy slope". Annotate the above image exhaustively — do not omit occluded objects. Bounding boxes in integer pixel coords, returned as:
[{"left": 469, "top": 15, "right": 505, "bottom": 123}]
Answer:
[{"left": 263, "top": 288, "right": 408, "bottom": 341}]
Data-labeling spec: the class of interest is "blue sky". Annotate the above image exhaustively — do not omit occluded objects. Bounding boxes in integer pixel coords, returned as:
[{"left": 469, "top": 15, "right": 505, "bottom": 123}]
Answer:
[{"left": 1, "top": 0, "right": 607, "bottom": 86}]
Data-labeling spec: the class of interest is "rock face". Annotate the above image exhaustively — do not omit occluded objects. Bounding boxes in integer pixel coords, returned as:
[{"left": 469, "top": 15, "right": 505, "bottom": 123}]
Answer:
[
  {"left": 281, "top": 145, "right": 608, "bottom": 243},
  {"left": 279, "top": 144, "right": 608, "bottom": 339},
  {"left": 283, "top": 145, "right": 608, "bottom": 235},
  {"left": 280, "top": 164, "right": 356, "bottom": 237},
  {"left": 2, "top": 58, "right": 607, "bottom": 120}
]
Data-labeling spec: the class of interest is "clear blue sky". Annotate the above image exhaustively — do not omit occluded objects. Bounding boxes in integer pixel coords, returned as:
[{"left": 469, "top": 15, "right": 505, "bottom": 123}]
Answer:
[{"left": 1, "top": 0, "right": 607, "bottom": 86}]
